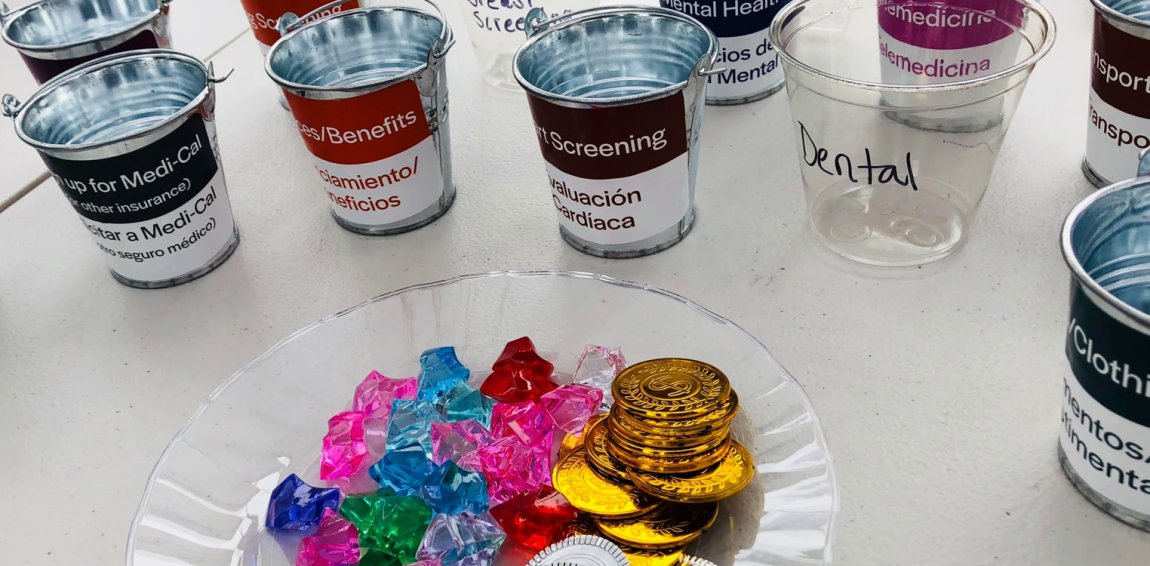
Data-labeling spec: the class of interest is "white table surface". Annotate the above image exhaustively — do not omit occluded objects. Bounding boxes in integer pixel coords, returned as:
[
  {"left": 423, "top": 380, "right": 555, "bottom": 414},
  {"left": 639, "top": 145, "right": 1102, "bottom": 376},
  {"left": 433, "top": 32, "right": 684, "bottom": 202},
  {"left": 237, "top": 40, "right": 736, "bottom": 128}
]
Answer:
[{"left": 2, "top": 0, "right": 1150, "bottom": 564}]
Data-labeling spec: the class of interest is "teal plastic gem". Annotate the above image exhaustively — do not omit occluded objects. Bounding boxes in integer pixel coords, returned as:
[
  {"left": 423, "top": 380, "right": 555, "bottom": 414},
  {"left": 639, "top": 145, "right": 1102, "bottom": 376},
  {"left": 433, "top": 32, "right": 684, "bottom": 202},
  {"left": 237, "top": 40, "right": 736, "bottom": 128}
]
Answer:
[{"left": 440, "top": 382, "right": 495, "bottom": 429}]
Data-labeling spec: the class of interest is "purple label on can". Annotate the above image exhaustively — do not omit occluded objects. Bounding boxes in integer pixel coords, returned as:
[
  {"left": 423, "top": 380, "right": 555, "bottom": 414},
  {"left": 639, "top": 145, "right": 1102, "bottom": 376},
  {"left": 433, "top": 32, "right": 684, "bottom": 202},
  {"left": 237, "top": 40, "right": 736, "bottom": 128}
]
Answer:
[
  {"left": 20, "top": 30, "right": 160, "bottom": 84},
  {"left": 877, "top": 0, "right": 1023, "bottom": 50}
]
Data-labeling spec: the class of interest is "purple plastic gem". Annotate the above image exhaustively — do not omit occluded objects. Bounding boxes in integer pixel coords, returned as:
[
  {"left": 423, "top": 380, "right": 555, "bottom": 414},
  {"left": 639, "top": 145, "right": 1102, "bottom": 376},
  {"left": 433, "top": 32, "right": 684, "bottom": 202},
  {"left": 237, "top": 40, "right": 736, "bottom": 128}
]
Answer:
[
  {"left": 321, "top": 411, "right": 370, "bottom": 480},
  {"left": 540, "top": 385, "right": 603, "bottom": 435},
  {"left": 296, "top": 508, "right": 360, "bottom": 566},
  {"left": 430, "top": 420, "right": 493, "bottom": 472},
  {"left": 489, "top": 402, "right": 554, "bottom": 448},
  {"left": 266, "top": 473, "right": 341, "bottom": 531},
  {"left": 416, "top": 512, "right": 506, "bottom": 565},
  {"left": 417, "top": 347, "right": 471, "bottom": 404},
  {"left": 369, "top": 444, "right": 434, "bottom": 496},
  {"left": 354, "top": 371, "right": 418, "bottom": 419},
  {"left": 478, "top": 437, "right": 552, "bottom": 506},
  {"left": 573, "top": 345, "right": 626, "bottom": 409},
  {"left": 420, "top": 461, "right": 490, "bottom": 515}
]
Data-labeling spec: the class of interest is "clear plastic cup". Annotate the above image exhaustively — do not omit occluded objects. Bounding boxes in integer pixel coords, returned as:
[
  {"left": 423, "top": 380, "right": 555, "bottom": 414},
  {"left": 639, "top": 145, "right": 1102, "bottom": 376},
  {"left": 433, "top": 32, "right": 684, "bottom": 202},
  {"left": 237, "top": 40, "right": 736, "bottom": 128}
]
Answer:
[
  {"left": 456, "top": 0, "right": 597, "bottom": 89},
  {"left": 770, "top": 0, "right": 1055, "bottom": 267}
]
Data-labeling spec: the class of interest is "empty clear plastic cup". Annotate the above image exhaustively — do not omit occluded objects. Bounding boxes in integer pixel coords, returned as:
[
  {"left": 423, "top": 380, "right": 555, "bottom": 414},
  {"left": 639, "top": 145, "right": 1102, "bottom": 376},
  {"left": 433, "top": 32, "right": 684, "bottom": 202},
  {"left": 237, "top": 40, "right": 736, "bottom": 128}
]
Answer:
[{"left": 770, "top": 0, "right": 1056, "bottom": 267}]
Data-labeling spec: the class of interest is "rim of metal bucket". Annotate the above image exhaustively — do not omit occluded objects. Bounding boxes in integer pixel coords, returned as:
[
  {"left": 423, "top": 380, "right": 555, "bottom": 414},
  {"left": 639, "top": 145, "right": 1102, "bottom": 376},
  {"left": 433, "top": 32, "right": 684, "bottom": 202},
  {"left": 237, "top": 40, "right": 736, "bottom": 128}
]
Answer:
[
  {"left": 1090, "top": 0, "right": 1150, "bottom": 27},
  {"left": 0, "top": 0, "right": 170, "bottom": 54},
  {"left": 3, "top": 48, "right": 224, "bottom": 152},
  {"left": 265, "top": 0, "right": 454, "bottom": 96},
  {"left": 512, "top": 5, "right": 719, "bottom": 107},
  {"left": 1060, "top": 150, "right": 1150, "bottom": 330},
  {"left": 769, "top": 0, "right": 1057, "bottom": 94}
]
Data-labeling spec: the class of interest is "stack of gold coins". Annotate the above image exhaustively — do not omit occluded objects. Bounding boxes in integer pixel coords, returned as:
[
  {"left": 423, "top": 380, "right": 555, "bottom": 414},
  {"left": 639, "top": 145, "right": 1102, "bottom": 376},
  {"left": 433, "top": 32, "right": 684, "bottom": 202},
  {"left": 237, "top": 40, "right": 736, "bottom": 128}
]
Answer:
[{"left": 553, "top": 358, "right": 755, "bottom": 566}]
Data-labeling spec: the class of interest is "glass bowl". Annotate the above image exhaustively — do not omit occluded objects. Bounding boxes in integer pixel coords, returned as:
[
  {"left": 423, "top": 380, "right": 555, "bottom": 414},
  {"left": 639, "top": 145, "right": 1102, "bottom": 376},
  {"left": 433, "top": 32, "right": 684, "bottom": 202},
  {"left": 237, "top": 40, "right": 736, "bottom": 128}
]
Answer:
[{"left": 126, "top": 271, "right": 838, "bottom": 565}]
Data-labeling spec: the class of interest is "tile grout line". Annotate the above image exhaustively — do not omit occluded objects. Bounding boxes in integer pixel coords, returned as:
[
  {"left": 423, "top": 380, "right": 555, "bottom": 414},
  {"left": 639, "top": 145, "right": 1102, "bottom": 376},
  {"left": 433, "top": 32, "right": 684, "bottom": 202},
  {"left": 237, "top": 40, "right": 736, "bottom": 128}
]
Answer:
[{"left": 0, "top": 27, "right": 250, "bottom": 215}]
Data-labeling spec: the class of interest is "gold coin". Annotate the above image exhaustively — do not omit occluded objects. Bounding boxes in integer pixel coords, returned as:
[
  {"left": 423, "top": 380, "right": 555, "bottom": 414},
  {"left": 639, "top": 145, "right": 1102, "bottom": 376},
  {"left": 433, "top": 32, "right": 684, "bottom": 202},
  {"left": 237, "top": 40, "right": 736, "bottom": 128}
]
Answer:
[
  {"left": 617, "top": 544, "right": 686, "bottom": 566},
  {"left": 552, "top": 449, "right": 657, "bottom": 518},
  {"left": 583, "top": 416, "right": 632, "bottom": 481},
  {"left": 566, "top": 514, "right": 602, "bottom": 537},
  {"left": 631, "top": 441, "right": 755, "bottom": 503},
  {"left": 614, "top": 391, "right": 739, "bottom": 434},
  {"left": 609, "top": 437, "right": 731, "bottom": 475},
  {"left": 613, "top": 359, "right": 731, "bottom": 420},
  {"left": 595, "top": 501, "right": 718, "bottom": 549},
  {"left": 609, "top": 425, "right": 730, "bottom": 458},
  {"left": 560, "top": 415, "right": 603, "bottom": 458},
  {"left": 609, "top": 414, "right": 731, "bottom": 450}
]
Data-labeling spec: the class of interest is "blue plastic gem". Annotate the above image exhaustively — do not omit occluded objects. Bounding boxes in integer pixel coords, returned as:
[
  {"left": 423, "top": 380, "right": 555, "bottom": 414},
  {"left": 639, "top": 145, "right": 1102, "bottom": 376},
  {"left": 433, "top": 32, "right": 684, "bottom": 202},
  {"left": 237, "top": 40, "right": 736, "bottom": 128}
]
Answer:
[
  {"left": 416, "top": 512, "right": 506, "bottom": 565},
  {"left": 420, "top": 461, "right": 490, "bottom": 515},
  {"left": 387, "top": 399, "right": 442, "bottom": 452},
  {"left": 440, "top": 382, "right": 495, "bottom": 429},
  {"left": 418, "top": 347, "right": 471, "bottom": 403},
  {"left": 265, "top": 473, "right": 341, "bottom": 531},
  {"left": 370, "top": 444, "right": 434, "bottom": 496}
]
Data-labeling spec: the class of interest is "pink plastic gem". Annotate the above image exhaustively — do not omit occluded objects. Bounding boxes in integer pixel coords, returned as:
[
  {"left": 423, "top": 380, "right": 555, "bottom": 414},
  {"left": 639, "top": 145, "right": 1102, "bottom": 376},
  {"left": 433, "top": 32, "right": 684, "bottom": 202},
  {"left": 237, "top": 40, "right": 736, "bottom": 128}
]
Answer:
[
  {"left": 430, "top": 420, "right": 493, "bottom": 472},
  {"left": 540, "top": 385, "right": 603, "bottom": 435},
  {"left": 490, "top": 402, "right": 554, "bottom": 449},
  {"left": 354, "top": 371, "right": 418, "bottom": 419},
  {"left": 321, "top": 411, "right": 369, "bottom": 480},
  {"left": 478, "top": 437, "right": 551, "bottom": 505},
  {"left": 296, "top": 508, "right": 360, "bottom": 566},
  {"left": 572, "top": 345, "right": 626, "bottom": 408},
  {"left": 363, "top": 416, "right": 389, "bottom": 457}
]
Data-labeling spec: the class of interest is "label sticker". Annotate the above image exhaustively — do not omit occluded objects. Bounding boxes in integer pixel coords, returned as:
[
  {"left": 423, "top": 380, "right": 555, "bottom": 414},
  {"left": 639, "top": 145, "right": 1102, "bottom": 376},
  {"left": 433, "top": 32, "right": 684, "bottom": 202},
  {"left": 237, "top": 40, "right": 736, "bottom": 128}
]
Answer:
[
  {"left": 660, "top": 0, "right": 788, "bottom": 100},
  {"left": 284, "top": 80, "right": 444, "bottom": 227},
  {"left": 1062, "top": 283, "right": 1150, "bottom": 515},
  {"left": 42, "top": 115, "right": 236, "bottom": 283},
  {"left": 239, "top": 0, "right": 359, "bottom": 47},
  {"left": 526, "top": 93, "right": 690, "bottom": 246},
  {"left": 21, "top": 30, "right": 161, "bottom": 84},
  {"left": 1086, "top": 13, "right": 1150, "bottom": 184},
  {"left": 877, "top": 0, "right": 1024, "bottom": 84}
]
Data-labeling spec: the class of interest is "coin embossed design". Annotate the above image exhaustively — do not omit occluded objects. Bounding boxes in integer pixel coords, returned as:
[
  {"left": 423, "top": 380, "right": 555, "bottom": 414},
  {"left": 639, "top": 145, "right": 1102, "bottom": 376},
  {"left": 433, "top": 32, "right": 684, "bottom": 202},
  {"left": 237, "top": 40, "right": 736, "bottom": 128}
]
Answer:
[
  {"left": 613, "top": 391, "right": 739, "bottom": 434},
  {"left": 584, "top": 417, "right": 633, "bottom": 481},
  {"left": 613, "top": 359, "right": 731, "bottom": 420},
  {"left": 609, "top": 437, "right": 731, "bottom": 475},
  {"left": 631, "top": 441, "right": 755, "bottom": 503},
  {"left": 594, "top": 501, "right": 719, "bottom": 549},
  {"left": 610, "top": 426, "right": 730, "bottom": 459},
  {"left": 553, "top": 450, "right": 657, "bottom": 518}
]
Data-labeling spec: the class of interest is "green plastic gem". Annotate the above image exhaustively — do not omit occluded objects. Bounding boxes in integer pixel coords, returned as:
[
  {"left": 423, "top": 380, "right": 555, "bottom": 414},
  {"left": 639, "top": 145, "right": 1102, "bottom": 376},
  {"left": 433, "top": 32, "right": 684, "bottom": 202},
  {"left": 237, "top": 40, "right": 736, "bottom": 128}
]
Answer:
[{"left": 337, "top": 493, "right": 432, "bottom": 563}]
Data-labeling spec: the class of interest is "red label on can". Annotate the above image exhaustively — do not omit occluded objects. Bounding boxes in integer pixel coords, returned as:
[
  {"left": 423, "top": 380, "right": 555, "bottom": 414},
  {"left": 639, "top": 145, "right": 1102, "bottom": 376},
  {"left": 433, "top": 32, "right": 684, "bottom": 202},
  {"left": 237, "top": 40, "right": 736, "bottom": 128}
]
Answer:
[
  {"left": 283, "top": 80, "right": 445, "bottom": 227},
  {"left": 239, "top": 0, "right": 360, "bottom": 47}
]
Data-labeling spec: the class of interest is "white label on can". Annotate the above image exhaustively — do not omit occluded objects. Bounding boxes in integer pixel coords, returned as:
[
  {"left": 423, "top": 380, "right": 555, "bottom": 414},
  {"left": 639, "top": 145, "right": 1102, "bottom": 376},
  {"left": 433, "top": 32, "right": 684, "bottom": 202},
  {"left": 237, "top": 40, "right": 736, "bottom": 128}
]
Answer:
[
  {"left": 1061, "top": 284, "right": 1150, "bottom": 515},
  {"left": 660, "top": 0, "right": 788, "bottom": 101},
  {"left": 43, "top": 114, "right": 237, "bottom": 283},
  {"left": 526, "top": 92, "right": 692, "bottom": 248},
  {"left": 1086, "top": 13, "right": 1150, "bottom": 184},
  {"left": 283, "top": 80, "right": 446, "bottom": 229}
]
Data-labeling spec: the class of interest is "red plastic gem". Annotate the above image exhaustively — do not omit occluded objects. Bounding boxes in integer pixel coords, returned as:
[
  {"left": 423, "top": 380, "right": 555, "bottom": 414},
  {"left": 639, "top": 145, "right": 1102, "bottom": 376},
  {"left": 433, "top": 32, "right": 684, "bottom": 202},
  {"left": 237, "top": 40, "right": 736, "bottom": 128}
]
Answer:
[
  {"left": 480, "top": 337, "right": 558, "bottom": 403},
  {"left": 488, "top": 487, "right": 578, "bottom": 552}
]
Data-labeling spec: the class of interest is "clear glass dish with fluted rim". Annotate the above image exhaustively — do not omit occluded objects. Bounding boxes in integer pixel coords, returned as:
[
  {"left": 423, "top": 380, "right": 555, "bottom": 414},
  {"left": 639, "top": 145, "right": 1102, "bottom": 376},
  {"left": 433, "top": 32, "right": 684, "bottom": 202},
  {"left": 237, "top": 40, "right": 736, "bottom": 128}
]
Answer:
[{"left": 126, "top": 271, "right": 838, "bottom": 565}]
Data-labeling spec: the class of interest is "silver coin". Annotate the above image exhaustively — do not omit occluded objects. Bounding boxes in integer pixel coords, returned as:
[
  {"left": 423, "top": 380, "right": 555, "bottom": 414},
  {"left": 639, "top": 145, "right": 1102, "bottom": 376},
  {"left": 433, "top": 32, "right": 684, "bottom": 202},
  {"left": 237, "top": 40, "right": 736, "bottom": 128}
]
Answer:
[
  {"left": 682, "top": 556, "right": 718, "bottom": 566},
  {"left": 527, "top": 535, "right": 630, "bottom": 566}
]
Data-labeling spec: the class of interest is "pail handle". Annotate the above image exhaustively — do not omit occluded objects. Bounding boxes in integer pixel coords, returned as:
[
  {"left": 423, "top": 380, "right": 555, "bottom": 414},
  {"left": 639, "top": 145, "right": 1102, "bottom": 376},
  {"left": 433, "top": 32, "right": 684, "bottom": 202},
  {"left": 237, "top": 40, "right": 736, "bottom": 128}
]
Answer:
[
  {"left": 1, "top": 94, "right": 20, "bottom": 118},
  {"left": 524, "top": 6, "right": 722, "bottom": 78},
  {"left": 1140, "top": 149, "right": 1150, "bottom": 178},
  {"left": 279, "top": 0, "right": 453, "bottom": 61},
  {"left": 0, "top": 2, "right": 10, "bottom": 24}
]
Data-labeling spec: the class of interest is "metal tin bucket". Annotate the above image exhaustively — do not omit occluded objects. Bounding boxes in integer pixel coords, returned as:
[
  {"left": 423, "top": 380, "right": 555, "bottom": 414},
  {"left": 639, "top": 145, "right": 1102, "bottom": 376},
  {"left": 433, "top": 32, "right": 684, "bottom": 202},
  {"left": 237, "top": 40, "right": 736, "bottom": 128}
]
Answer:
[
  {"left": 1083, "top": 0, "right": 1150, "bottom": 187},
  {"left": 0, "top": 0, "right": 172, "bottom": 84},
  {"left": 2, "top": 49, "right": 240, "bottom": 289},
  {"left": 266, "top": 0, "right": 456, "bottom": 236},
  {"left": 1059, "top": 149, "right": 1150, "bottom": 530},
  {"left": 513, "top": 6, "right": 718, "bottom": 258}
]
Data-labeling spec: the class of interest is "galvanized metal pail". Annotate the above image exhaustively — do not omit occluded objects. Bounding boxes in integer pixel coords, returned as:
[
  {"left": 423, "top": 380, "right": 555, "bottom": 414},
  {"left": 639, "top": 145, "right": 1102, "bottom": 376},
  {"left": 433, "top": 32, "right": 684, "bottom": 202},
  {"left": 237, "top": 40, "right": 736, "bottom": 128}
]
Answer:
[
  {"left": 513, "top": 6, "right": 718, "bottom": 258},
  {"left": 1083, "top": 0, "right": 1150, "bottom": 187},
  {"left": 2, "top": 49, "right": 239, "bottom": 289},
  {"left": 1059, "top": 149, "right": 1150, "bottom": 531},
  {"left": 0, "top": 0, "right": 172, "bottom": 84},
  {"left": 266, "top": 0, "right": 456, "bottom": 236}
]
